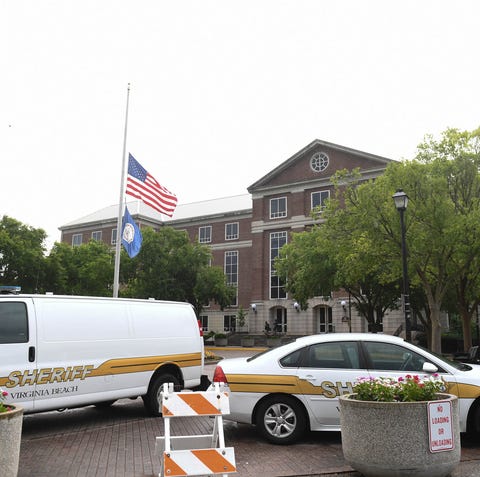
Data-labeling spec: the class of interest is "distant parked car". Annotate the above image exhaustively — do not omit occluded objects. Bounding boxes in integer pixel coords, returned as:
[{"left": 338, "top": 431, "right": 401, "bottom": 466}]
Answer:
[
  {"left": 212, "top": 333, "right": 480, "bottom": 444},
  {"left": 454, "top": 346, "right": 480, "bottom": 364}
]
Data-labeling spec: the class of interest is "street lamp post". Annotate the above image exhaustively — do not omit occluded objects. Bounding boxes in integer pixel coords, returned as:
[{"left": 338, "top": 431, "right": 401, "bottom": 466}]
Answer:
[{"left": 392, "top": 189, "right": 412, "bottom": 342}]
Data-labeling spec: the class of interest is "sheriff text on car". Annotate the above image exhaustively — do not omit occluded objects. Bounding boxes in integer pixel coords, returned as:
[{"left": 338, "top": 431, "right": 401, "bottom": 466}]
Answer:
[{"left": 212, "top": 333, "right": 480, "bottom": 444}]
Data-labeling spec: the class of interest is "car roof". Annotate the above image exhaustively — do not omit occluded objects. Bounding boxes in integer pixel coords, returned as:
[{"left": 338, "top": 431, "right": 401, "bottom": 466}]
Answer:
[{"left": 293, "top": 333, "right": 406, "bottom": 345}]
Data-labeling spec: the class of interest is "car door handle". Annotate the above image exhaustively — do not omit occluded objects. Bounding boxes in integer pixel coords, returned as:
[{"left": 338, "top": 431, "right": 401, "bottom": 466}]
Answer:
[{"left": 300, "top": 374, "right": 317, "bottom": 381}]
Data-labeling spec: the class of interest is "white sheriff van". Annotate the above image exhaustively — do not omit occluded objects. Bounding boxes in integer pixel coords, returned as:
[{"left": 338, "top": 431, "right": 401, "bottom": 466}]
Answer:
[{"left": 0, "top": 294, "right": 205, "bottom": 415}]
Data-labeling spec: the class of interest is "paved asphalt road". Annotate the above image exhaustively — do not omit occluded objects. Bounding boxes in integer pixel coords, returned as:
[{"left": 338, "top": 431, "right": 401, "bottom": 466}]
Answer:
[{"left": 17, "top": 347, "right": 480, "bottom": 476}]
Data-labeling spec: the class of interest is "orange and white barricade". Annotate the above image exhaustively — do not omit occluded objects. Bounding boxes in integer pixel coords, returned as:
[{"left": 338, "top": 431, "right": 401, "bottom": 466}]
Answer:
[{"left": 156, "top": 382, "right": 236, "bottom": 477}]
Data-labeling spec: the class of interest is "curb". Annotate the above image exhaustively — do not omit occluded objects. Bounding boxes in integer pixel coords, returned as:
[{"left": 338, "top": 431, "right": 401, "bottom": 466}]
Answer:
[{"left": 205, "top": 346, "right": 267, "bottom": 352}]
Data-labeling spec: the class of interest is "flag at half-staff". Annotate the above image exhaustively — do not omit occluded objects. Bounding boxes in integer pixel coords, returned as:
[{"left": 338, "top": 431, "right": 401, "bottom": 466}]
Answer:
[
  {"left": 126, "top": 153, "right": 178, "bottom": 217},
  {"left": 121, "top": 206, "right": 143, "bottom": 258}
]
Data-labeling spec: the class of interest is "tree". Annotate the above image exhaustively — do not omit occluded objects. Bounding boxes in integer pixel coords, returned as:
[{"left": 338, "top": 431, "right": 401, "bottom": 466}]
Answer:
[
  {"left": 0, "top": 215, "right": 47, "bottom": 292},
  {"left": 45, "top": 240, "right": 114, "bottom": 296},
  {"left": 276, "top": 169, "right": 401, "bottom": 334},
  {"left": 193, "top": 266, "right": 236, "bottom": 317},
  {"left": 276, "top": 126, "right": 480, "bottom": 353},
  {"left": 123, "top": 227, "right": 235, "bottom": 315},
  {"left": 415, "top": 127, "right": 480, "bottom": 351},
  {"left": 275, "top": 227, "right": 336, "bottom": 310}
]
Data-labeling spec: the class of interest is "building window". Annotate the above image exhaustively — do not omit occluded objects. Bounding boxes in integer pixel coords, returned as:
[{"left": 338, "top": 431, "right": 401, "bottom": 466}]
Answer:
[
  {"left": 225, "top": 222, "right": 239, "bottom": 240},
  {"left": 310, "top": 152, "right": 329, "bottom": 172},
  {"left": 274, "top": 307, "right": 287, "bottom": 333},
  {"left": 200, "top": 315, "right": 209, "bottom": 332},
  {"left": 72, "top": 234, "right": 82, "bottom": 247},
  {"left": 225, "top": 251, "right": 238, "bottom": 306},
  {"left": 270, "top": 197, "right": 287, "bottom": 219},
  {"left": 311, "top": 190, "right": 330, "bottom": 211},
  {"left": 270, "top": 231, "right": 287, "bottom": 299},
  {"left": 318, "top": 306, "right": 334, "bottom": 333},
  {"left": 199, "top": 226, "right": 212, "bottom": 243},
  {"left": 224, "top": 315, "right": 236, "bottom": 332},
  {"left": 111, "top": 229, "right": 117, "bottom": 245},
  {"left": 91, "top": 231, "right": 102, "bottom": 241}
]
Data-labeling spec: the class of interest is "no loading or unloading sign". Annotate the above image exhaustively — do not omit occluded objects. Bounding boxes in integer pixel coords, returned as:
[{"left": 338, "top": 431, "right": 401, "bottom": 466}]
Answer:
[{"left": 428, "top": 400, "right": 454, "bottom": 452}]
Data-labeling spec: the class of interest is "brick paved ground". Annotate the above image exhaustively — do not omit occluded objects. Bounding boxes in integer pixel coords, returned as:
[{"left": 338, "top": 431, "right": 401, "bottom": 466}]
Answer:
[
  {"left": 19, "top": 397, "right": 358, "bottom": 477},
  {"left": 17, "top": 348, "right": 480, "bottom": 476}
]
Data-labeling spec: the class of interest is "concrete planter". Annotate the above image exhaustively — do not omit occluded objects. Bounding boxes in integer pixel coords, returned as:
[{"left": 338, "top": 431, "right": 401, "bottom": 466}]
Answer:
[
  {"left": 240, "top": 336, "right": 255, "bottom": 347},
  {"left": 214, "top": 337, "right": 228, "bottom": 347},
  {"left": 339, "top": 393, "right": 460, "bottom": 477},
  {"left": 266, "top": 337, "right": 281, "bottom": 347},
  {"left": 0, "top": 405, "right": 24, "bottom": 477}
]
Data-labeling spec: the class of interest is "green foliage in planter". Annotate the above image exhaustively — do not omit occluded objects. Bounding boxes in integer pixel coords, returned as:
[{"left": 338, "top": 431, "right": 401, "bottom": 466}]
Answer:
[{"left": 236, "top": 306, "right": 247, "bottom": 329}]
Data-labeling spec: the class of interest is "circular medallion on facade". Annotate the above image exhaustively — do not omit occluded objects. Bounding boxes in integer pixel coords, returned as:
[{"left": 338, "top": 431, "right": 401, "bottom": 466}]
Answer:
[{"left": 310, "top": 152, "right": 329, "bottom": 172}]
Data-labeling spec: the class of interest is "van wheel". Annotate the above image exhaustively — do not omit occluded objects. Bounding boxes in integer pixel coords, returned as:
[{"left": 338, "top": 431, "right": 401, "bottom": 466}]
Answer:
[{"left": 144, "top": 374, "right": 179, "bottom": 416}]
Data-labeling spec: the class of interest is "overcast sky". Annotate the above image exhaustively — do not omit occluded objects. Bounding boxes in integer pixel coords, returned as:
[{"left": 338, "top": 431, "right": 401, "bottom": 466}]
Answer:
[{"left": 2, "top": 0, "right": 479, "bottom": 249}]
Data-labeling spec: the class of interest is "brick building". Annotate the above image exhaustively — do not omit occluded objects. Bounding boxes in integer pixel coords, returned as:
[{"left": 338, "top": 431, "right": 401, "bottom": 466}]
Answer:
[{"left": 60, "top": 139, "right": 404, "bottom": 337}]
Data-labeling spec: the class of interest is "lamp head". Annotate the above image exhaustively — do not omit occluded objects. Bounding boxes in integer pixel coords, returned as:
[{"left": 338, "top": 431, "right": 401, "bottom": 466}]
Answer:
[{"left": 392, "top": 189, "right": 409, "bottom": 211}]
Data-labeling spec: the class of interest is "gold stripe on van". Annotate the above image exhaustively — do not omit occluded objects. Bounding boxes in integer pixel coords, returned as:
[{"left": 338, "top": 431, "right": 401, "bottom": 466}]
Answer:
[
  {"left": 89, "top": 352, "right": 202, "bottom": 376},
  {"left": 0, "top": 352, "right": 202, "bottom": 386}
]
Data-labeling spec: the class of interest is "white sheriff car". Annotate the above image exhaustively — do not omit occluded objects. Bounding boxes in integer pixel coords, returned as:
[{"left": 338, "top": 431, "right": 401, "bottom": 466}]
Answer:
[{"left": 212, "top": 333, "right": 480, "bottom": 444}]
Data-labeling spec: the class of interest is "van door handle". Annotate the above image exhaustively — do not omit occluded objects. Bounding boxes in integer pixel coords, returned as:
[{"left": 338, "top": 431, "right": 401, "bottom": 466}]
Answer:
[{"left": 29, "top": 346, "right": 35, "bottom": 362}]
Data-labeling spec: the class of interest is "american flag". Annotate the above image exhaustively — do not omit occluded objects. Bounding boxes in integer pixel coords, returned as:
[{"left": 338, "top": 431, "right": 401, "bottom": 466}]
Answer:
[{"left": 125, "top": 154, "right": 178, "bottom": 217}]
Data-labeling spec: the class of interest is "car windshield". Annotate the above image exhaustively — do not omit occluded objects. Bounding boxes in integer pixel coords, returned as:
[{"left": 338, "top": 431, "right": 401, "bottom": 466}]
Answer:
[{"left": 415, "top": 345, "right": 472, "bottom": 371}]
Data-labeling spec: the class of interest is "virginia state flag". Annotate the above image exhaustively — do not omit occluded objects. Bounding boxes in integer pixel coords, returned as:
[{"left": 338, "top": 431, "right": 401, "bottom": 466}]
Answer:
[{"left": 121, "top": 206, "right": 142, "bottom": 258}]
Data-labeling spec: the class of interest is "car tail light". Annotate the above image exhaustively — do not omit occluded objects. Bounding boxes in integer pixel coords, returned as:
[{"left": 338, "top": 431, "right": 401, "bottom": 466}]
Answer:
[
  {"left": 212, "top": 365, "right": 228, "bottom": 384},
  {"left": 197, "top": 319, "right": 203, "bottom": 337}
]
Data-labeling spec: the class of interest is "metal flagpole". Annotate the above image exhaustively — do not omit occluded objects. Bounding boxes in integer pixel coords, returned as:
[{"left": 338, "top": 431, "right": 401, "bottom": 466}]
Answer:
[{"left": 113, "top": 83, "right": 131, "bottom": 298}]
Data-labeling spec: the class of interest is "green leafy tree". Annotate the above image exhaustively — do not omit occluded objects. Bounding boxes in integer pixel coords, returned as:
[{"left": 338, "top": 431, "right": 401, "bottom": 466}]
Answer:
[
  {"left": 42, "top": 242, "right": 69, "bottom": 293},
  {"left": 0, "top": 216, "right": 47, "bottom": 292},
  {"left": 45, "top": 240, "right": 114, "bottom": 296},
  {"left": 193, "top": 266, "right": 236, "bottom": 317},
  {"left": 334, "top": 135, "right": 480, "bottom": 352},
  {"left": 123, "top": 227, "right": 235, "bottom": 315},
  {"left": 276, "top": 170, "right": 401, "bottom": 334},
  {"left": 415, "top": 127, "right": 480, "bottom": 351},
  {"left": 277, "top": 127, "right": 480, "bottom": 353},
  {"left": 275, "top": 227, "right": 336, "bottom": 310}
]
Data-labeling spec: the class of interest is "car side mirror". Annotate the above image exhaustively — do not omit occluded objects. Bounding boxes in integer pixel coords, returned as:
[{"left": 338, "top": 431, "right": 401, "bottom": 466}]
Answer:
[{"left": 423, "top": 362, "right": 438, "bottom": 373}]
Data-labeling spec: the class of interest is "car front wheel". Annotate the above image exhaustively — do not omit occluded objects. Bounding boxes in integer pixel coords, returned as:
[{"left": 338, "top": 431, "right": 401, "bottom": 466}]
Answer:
[{"left": 255, "top": 395, "right": 307, "bottom": 444}]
